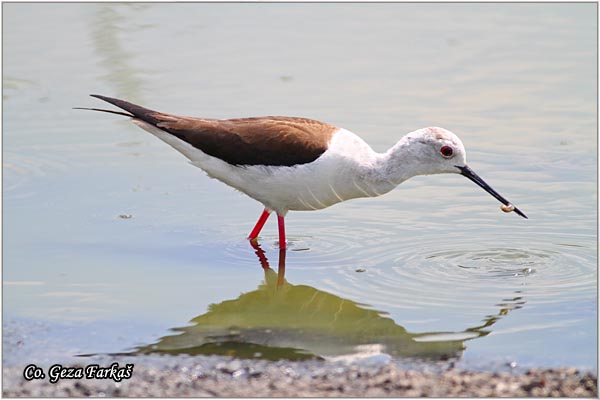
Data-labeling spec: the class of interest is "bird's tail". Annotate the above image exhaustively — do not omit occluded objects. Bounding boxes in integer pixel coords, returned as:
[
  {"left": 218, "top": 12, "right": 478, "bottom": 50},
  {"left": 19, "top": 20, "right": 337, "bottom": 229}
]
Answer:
[{"left": 74, "top": 94, "right": 163, "bottom": 125}]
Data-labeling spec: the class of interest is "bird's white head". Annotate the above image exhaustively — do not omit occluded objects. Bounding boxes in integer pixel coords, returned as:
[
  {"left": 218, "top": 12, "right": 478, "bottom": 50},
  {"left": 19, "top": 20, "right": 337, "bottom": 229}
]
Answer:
[{"left": 400, "top": 127, "right": 467, "bottom": 175}]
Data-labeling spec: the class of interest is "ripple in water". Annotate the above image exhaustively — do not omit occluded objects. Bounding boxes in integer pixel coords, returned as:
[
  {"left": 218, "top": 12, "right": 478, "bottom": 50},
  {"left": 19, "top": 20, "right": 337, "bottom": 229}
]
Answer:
[
  {"left": 421, "top": 247, "right": 544, "bottom": 279},
  {"left": 222, "top": 231, "right": 370, "bottom": 271},
  {"left": 211, "top": 210, "right": 594, "bottom": 317},
  {"left": 278, "top": 225, "right": 596, "bottom": 313}
]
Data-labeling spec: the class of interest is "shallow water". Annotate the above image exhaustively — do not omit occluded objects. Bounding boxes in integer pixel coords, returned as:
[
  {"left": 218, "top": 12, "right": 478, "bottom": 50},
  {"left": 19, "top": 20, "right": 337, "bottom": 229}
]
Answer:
[{"left": 3, "top": 3, "right": 597, "bottom": 371}]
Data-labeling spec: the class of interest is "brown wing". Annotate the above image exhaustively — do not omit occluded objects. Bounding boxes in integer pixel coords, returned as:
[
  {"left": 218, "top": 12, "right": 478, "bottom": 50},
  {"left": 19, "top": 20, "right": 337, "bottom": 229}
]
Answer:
[{"left": 89, "top": 95, "right": 337, "bottom": 166}]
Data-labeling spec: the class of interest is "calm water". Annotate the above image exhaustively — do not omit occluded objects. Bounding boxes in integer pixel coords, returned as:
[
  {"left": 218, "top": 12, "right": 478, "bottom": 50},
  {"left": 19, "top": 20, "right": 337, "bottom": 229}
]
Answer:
[{"left": 3, "top": 3, "right": 597, "bottom": 371}]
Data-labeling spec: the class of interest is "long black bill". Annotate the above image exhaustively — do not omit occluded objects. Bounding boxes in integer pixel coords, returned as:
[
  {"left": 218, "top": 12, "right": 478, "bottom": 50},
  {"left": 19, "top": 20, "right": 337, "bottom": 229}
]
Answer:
[{"left": 457, "top": 165, "right": 528, "bottom": 219}]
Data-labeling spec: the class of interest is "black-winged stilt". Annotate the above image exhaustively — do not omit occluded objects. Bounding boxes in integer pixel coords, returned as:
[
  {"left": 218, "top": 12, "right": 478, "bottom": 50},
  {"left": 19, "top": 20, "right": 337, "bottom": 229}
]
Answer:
[{"left": 78, "top": 95, "right": 527, "bottom": 249}]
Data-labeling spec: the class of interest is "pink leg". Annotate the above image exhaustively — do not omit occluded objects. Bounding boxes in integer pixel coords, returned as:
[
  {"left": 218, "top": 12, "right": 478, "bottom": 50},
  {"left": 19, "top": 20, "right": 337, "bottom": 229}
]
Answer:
[
  {"left": 277, "top": 214, "right": 286, "bottom": 249},
  {"left": 248, "top": 208, "right": 271, "bottom": 240}
]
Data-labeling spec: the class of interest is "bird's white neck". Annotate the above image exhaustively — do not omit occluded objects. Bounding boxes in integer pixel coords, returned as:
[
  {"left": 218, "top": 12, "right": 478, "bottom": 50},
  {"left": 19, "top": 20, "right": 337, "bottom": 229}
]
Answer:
[
  {"left": 323, "top": 129, "right": 437, "bottom": 202},
  {"left": 363, "top": 137, "right": 428, "bottom": 193}
]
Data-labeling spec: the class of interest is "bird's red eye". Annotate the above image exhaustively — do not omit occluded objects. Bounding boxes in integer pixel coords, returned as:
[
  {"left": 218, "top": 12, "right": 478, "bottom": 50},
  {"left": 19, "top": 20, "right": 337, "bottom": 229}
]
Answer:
[{"left": 440, "top": 146, "right": 453, "bottom": 157}]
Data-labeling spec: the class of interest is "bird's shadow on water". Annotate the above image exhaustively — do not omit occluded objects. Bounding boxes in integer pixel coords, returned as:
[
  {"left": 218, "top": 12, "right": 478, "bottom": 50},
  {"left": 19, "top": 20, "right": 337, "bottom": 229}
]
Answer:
[{"left": 80, "top": 241, "right": 526, "bottom": 363}]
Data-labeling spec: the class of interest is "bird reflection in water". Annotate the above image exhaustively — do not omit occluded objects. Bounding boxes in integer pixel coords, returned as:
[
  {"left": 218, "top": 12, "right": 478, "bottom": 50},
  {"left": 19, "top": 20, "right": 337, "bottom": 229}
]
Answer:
[{"left": 122, "top": 244, "right": 526, "bottom": 362}]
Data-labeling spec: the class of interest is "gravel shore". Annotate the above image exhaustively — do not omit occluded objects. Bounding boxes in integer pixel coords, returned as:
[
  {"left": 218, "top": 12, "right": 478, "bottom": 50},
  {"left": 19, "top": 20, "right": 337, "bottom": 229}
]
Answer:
[{"left": 3, "top": 356, "right": 597, "bottom": 397}]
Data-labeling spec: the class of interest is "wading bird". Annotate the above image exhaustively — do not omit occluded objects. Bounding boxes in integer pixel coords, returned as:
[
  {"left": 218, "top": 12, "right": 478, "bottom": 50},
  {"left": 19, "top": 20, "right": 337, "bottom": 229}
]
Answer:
[{"left": 78, "top": 95, "right": 527, "bottom": 249}]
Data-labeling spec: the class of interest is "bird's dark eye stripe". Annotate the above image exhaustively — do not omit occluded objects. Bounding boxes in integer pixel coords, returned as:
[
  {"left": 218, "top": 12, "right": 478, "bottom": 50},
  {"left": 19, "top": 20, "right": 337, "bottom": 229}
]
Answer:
[{"left": 440, "top": 146, "right": 453, "bottom": 157}]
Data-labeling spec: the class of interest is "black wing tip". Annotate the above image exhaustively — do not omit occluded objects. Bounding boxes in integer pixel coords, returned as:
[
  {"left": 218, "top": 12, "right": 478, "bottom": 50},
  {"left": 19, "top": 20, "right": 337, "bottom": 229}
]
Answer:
[
  {"left": 73, "top": 106, "right": 133, "bottom": 118},
  {"left": 89, "top": 94, "right": 124, "bottom": 105},
  {"left": 86, "top": 94, "right": 165, "bottom": 127},
  {"left": 89, "top": 94, "right": 130, "bottom": 107}
]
